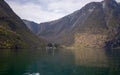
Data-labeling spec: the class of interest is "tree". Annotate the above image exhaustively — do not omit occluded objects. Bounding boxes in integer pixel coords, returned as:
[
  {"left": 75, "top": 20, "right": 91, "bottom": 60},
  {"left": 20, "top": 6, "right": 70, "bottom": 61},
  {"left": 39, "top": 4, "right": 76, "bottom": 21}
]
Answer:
[{"left": 47, "top": 43, "right": 53, "bottom": 47}]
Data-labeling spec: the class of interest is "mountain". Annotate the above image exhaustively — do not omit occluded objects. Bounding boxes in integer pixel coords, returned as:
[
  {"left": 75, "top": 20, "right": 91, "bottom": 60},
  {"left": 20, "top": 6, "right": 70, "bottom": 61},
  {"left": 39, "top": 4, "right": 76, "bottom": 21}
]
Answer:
[
  {"left": 23, "top": 19, "right": 39, "bottom": 34},
  {"left": 24, "top": 0, "right": 120, "bottom": 48},
  {"left": 0, "top": 0, "right": 46, "bottom": 49}
]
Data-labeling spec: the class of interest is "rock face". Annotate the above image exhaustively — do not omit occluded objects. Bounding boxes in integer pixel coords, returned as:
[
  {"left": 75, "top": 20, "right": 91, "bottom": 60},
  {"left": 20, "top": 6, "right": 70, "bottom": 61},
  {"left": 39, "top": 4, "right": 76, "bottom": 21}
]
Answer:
[
  {"left": 25, "top": 0, "right": 120, "bottom": 48},
  {"left": 0, "top": 0, "right": 45, "bottom": 48}
]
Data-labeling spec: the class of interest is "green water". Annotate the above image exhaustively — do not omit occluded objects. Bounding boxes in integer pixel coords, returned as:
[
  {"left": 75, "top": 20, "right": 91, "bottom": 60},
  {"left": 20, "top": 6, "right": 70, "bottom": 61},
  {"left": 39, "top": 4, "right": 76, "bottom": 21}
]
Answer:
[{"left": 0, "top": 48, "right": 120, "bottom": 75}]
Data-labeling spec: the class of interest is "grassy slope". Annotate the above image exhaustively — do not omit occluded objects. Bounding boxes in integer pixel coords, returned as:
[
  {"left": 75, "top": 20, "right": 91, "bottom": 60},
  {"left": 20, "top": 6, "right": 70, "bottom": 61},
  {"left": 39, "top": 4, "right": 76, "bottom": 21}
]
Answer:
[{"left": 0, "top": 26, "right": 27, "bottom": 48}]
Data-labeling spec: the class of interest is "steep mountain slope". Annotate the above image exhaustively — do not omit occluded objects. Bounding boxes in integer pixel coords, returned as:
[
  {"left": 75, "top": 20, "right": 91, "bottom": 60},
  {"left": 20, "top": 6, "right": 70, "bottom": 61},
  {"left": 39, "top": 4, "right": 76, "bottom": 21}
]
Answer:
[
  {"left": 25, "top": 0, "right": 120, "bottom": 48},
  {"left": 72, "top": 0, "right": 120, "bottom": 48},
  {"left": 0, "top": 0, "right": 45, "bottom": 49},
  {"left": 23, "top": 19, "right": 39, "bottom": 34}
]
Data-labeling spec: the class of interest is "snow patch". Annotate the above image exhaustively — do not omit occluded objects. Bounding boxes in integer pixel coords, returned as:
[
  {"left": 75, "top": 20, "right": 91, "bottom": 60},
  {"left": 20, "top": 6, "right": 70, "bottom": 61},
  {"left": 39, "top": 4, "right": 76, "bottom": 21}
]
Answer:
[
  {"left": 102, "top": 2, "right": 106, "bottom": 8},
  {"left": 83, "top": 13, "right": 86, "bottom": 16},
  {"left": 88, "top": 9, "right": 94, "bottom": 12}
]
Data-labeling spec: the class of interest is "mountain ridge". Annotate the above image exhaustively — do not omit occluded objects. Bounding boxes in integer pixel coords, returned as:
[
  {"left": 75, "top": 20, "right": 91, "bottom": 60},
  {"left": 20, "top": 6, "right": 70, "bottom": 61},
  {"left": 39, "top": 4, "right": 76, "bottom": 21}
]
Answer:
[{"left": 24, "top": 0, "right": 120, "bottom": 48}]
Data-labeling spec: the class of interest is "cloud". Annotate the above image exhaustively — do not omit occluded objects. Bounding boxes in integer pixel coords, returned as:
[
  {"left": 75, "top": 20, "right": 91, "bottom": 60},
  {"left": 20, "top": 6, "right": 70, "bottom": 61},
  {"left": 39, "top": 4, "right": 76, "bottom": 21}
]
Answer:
[
  {"left": 6, "top": 1, "right": 66, "bottom": 23},
  {"left": 5, "top": 0, "right": 120, "bottom": 23}
]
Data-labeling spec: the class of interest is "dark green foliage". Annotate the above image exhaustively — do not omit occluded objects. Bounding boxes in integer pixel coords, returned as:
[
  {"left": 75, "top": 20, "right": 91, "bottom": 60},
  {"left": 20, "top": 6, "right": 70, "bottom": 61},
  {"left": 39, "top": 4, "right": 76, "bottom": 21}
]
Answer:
[
  {"left": 0, "top": 26, "right": 27, "bottom": 48},
  {"left": 47, "top": 43, "right": 53, "bottom": 47},
  {"left": 54, "top": 43, "right": 59, "bottom": 48}
]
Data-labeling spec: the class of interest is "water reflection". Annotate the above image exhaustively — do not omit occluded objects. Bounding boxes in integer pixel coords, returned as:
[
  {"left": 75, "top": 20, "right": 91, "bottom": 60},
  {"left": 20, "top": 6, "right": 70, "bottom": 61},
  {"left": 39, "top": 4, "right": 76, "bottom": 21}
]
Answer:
[
  {"left": 73, "top": 48, "right": 108, "bottom": 67},
  {"left": 25, "top": 49, "right": 75, "bottom": 75},
  {"left": 0, "top": 48, "right": 120, "bottom": 75},
  {"left": 0, "top": 49, "right": 37, "bottom": 75},
  {"left": 105, "top": 49, "right": 120, "bottom": 75},
  {"left": 23, "top": 72, "right": 40, "bottom": 75}
]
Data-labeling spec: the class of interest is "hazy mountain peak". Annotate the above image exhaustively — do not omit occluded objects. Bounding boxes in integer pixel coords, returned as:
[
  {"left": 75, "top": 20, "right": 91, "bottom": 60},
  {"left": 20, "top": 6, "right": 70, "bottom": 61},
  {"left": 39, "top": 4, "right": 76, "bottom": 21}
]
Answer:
[
  {"left": 104, "top": 0, "right": 116, "bottom": 3},
  {"left": 104, "top": 0, "right": 115, "bottom": 2},
  {"left": 103, "top": 0, "right": 118, "bottom": 8}
]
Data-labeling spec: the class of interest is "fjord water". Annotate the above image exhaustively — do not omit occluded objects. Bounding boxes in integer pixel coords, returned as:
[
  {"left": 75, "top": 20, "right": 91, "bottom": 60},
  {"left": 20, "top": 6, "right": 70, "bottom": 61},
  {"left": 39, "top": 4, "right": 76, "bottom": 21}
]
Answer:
[{"left": 0, "top": 48, "right": 120, "bottom": 75}]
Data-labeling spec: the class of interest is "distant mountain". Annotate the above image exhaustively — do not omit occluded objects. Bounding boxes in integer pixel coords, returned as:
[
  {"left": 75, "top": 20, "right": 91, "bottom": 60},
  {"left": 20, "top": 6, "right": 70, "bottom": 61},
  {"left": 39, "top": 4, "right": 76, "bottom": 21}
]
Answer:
[
  {"left": 25, "top": 0, "right": 120, "bottom": 48},
  {"left": 23, "top": 19, "right": 39, "bottom": 34},
  {"left": 0, "top": 0, "right": 45, "bottom": 49}
]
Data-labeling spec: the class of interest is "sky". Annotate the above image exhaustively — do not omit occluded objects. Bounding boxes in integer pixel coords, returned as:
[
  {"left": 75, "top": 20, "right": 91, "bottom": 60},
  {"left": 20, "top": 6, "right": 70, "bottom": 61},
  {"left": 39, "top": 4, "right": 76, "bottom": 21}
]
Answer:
[{"left": 5, "top": 0, "right": 120, "bottom": 23}]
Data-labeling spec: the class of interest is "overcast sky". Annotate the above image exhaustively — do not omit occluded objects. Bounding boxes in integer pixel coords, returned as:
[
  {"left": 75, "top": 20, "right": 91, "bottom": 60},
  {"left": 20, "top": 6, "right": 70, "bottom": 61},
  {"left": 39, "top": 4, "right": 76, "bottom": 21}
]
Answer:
[{"left": 5, "top": 0, "right": 120, "bottom": 23}]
